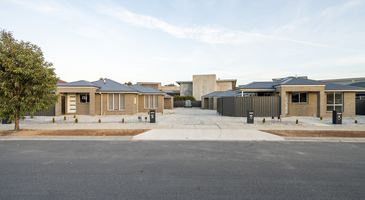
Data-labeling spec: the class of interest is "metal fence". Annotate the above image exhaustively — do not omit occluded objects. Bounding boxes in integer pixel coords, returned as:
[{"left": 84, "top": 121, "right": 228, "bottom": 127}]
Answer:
[
  {"left": 29, "top": 105, "right": 56, "bottom": 116},
  {"left": 217, "top": 96, "right": 280, "bottom": 117},
  {"left": 174, "top": 100, "right": 202, "bottom": 108}
]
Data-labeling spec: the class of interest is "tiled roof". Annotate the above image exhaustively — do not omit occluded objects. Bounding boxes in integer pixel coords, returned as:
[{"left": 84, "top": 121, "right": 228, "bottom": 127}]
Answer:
[
  {"left": 279, "top": 77, "right": 324, "bottom": 85},
  {"left": 129, "top": 84, "right": 165, "bottom": 94},
  {"left": 203, "top": 90, "right": 241, "bottom": 97},
  {"left": 57, "top": 80, "right": 97, "bottom": 87},
  {"left": 349, "top": 81, "right": 365, "bottom": 88},
  {"left": 239, "top": 82, "right": 277, "bottom": 89},
  {"left": 92, "top": 79, "right": 136, "bottom": 92},
  {"left": 325, "top": 82, "right": 365, "bottom": 91}
]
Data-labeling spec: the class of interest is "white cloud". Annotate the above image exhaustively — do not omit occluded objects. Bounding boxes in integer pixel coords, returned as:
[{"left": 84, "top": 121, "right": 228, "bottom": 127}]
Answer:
[
  {"left": 8, "top": 0, "right": 62, "bottom": 14},
  {"left": 98, "top": 5, "right": 330, "bottom": 47},
  {"left": 320, "top": 0, "right": 364, "bottom": 18}
]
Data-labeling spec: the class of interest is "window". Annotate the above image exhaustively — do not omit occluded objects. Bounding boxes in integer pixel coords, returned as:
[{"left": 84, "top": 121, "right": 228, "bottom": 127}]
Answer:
[
  {"left": 144, "top": 95, "right": 159, "bottom": 109},
  {"left": 327, "top": 92, "right": 343, "bottom": 112},
  {"left": 80, "top": 94, "right": 90, "bottom": 103},
  {"left": 292, "top": 92, "right": 307, "bottom": 103},
  {"left": 107, "top": 94, "right": 126, "bottom": 111}
]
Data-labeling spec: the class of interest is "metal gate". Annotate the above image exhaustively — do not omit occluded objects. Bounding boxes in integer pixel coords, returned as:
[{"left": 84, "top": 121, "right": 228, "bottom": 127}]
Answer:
[{"left": 217, "top": 96, "right": 280, "bottom": 117}]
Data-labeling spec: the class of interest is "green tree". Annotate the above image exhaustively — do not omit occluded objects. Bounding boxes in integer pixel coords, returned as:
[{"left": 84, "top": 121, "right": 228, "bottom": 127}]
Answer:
[{"left": 0, "top": 30, "right": 58, "bottom": 130}]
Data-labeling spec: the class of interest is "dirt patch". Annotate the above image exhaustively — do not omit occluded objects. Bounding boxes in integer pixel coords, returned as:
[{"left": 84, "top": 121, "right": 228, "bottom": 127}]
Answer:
[
  {"left": 0, "top": 129, "right": 148, "bottom": 136},
  {"left": 263, "top": 130, "right": 365, "bottom": 138}
]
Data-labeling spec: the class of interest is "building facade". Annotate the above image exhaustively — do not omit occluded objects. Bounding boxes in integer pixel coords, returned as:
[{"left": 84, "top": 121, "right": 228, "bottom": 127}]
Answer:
[
  {"left": 55, "top": 78, "right": 166, "bottom": 116},
  {"left": 177, "top": 74, "right": 237, "bottom": 101},
  {"left": 238, "top": 76, "right": 365, "bottom": 117}
]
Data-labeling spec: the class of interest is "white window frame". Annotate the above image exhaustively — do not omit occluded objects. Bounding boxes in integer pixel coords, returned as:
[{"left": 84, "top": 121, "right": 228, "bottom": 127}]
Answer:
[
  {"left": 144, "top": 95, "right": 159, "bottom": 109},
  {"left": 326, "top": 92, "right": 343, "bottom": 112},
  {"left": 107, "top": 93, "right": 126, "bottom": 111}
]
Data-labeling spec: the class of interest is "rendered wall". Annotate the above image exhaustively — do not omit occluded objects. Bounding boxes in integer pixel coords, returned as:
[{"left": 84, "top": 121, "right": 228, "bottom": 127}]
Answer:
[{"left": 192, "top": 74, "right": 216, "bottom": 101}]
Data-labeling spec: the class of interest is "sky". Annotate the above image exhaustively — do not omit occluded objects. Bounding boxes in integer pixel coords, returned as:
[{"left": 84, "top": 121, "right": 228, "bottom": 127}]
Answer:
[{"left": 1, "top": 0, "right": 365, "bottom": 85}]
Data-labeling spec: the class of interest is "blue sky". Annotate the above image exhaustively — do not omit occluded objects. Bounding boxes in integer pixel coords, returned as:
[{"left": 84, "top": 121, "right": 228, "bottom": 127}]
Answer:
[{"left": 1, "top": 0, "right": 365, "bottom": 85}]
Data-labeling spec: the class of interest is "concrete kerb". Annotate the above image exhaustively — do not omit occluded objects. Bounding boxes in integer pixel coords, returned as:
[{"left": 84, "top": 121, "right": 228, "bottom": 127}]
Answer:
[{"left": 0, "top": 136, "right": 133, "bottom": 141}]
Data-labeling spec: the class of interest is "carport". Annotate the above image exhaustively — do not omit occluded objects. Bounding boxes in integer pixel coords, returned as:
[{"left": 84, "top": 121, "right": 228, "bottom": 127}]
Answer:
[{"left": 202, "top": 90, "right": 241, "bottom": 110}]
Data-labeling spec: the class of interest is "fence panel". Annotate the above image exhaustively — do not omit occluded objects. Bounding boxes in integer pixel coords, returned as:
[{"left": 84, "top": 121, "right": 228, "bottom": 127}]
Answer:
[
  {"left": 31, "top": 105, "right": 56, "bottom": 116},
  {"left": 217, "top": 96, "right": 280, "bottom": 117}
]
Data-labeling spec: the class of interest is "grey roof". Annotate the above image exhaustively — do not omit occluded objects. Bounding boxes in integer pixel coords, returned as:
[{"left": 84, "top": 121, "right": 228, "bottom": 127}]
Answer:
[
  {"left": 279, "top": 77, "right": 324, "bottom": 85},
  {"left": 325, "top": 82, "right": 365, "bottom": 91},
  {"left": 203, "top": 90, "right": 241, "bottom": 97},
  {"left": 239, "top": 82, "right": 277, "bottom": 89},
  {"left": 349, "top": 81, "right": 365, "bottom": 88},
  {"left": 57, "top": 80, "right": 97, "bottom": 87},
  {"left": 163, "top": 90, "right": 180, "bottom": 94},
  {"left": 129, "top": 84, "right": 165, "bottom": 94},
  {"left": 176, "top": 81, "right": 193, "bottom": 84},
  {"left": 92, "top": 79, "right": 136, "bottom": 92},
  {"left": 240, "top": 77, "right": 325, "bottom": 90}
]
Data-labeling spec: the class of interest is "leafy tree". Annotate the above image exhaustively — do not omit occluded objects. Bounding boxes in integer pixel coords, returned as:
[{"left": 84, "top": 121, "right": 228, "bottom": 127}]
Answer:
[{"left": 0, "top": 30, "right": 58, "bottom": 130}]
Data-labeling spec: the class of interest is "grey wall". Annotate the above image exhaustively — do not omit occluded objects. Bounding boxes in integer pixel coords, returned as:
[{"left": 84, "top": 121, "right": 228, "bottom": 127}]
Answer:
[{"left": 192, "top": 74, "right": 216, "bottom": 101}]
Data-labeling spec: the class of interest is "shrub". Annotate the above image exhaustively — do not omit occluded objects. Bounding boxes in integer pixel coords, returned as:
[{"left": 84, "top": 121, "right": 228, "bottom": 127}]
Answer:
[
  {"left": 296, "top": 119, "right": 299, "bottom": 124},
  {"left": 52, "top": 118, "right": 55, "bottom": 123},
  {"left": 355, "top": 120, "right": 358, "bottom": 124},
  {"left": 98, "top": 119, "right": 101, "bottom": 123},
  {"left": 320, "top": 116, "right": 323, "bottom": 120},
  {"left": 173, "top": 95, "right": 196, "bottom": 101},
  {"left": 64, "top": 116, "right": 66, "bottom": 121},
  {"left": 262, "top": 118, "right": 266, "bottom": 123},
  {"left": 75, "top": 118, "right": 78, "bottom": 123}
]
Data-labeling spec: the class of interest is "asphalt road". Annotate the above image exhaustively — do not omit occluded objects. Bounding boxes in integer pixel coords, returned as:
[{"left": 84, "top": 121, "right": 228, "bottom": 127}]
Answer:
[{"left": 0, "top": 141, "right": 364, "bottom": 200}]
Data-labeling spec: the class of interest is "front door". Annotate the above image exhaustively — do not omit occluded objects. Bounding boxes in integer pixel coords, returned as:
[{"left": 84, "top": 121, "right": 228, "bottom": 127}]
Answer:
[
  {"left": 61, "top": 96, "right": 66, "bottom": 115},
  {"left": 67, "top": 94, "right": 77, "bottom": 114}
]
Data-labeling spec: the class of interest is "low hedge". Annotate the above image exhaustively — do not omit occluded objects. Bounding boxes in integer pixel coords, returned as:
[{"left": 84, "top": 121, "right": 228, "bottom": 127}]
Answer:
[{"left": 173, "top": 95, "right": 196, "bottom": 101}]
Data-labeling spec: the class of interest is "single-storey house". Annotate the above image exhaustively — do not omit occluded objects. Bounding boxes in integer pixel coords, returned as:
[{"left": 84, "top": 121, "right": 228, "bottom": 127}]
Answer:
[
  {"left": 55, "top": 78, "right": 166, "bottom": 116},
  {"left": 238, "top": 76, "right": 365, "bottom": 117}
]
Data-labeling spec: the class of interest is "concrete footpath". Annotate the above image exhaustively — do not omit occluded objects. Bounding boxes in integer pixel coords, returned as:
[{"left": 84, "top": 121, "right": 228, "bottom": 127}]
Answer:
[{"left": 132, "top": 129, "right": 284, "bottom": 141}]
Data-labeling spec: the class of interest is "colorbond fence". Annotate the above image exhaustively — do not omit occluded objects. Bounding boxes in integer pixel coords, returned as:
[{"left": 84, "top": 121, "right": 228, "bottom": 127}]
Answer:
[
  {"left": 174, "top": 100, "right": 201, "bottom": 108},
  {"left": 26, "top": 105, "right": 56, "bottom": 116},
  {"left": 217, "top": 96, "right": 280, "bottom": 117}
]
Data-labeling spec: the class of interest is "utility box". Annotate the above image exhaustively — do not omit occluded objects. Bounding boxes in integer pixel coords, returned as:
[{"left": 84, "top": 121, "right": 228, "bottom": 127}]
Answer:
[
  {"left": 247, "top": 111, "right": 254, "bottom": 124},
  {"left": 149, "top": 110, "right": 156, "bottom": 123},
  {"left": 184, "top": 100, "right": 192, "bottom": 108},
  {"left": 332, "top": 110, "right": 342, "bottom": 124}
]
